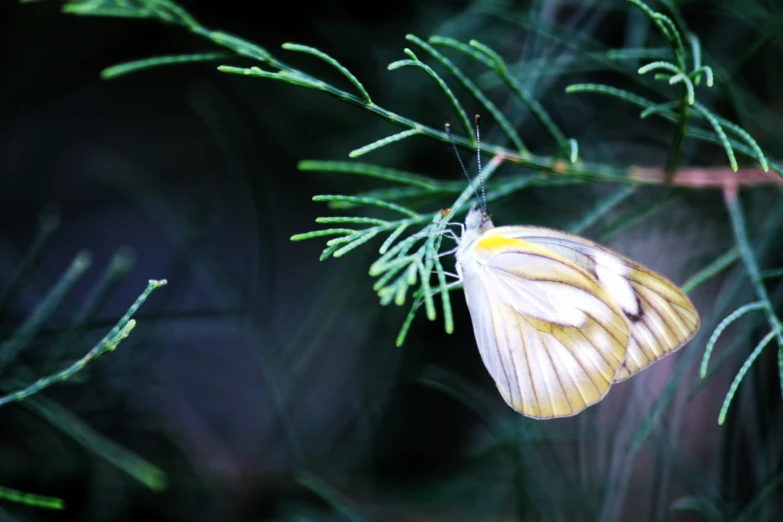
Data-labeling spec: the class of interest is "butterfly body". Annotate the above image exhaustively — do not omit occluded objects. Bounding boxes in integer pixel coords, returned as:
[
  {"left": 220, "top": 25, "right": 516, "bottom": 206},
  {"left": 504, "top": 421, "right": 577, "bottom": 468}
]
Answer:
[{"left": 455, "top": 208, "right": 700, "bottom": 419}]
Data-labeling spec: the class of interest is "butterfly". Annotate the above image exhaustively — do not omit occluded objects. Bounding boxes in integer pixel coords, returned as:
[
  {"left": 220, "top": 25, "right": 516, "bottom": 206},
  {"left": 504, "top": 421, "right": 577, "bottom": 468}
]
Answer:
[{"left": 444, "top": 116, "right": 700, "bottom": 419}]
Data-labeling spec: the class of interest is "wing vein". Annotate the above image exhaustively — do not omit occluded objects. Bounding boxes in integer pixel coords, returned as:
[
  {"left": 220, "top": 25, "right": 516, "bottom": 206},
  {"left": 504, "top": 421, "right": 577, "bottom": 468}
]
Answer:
[
  {"left": 564, "top": 326, "right": 616, "bottom": 385},
  {"left": 487, "top": 295, "right": 515, "bottom": 405},
  {"left": 582, "top": 311, "right": 626, "bottom": 363},
  {"left": 517, "top": 237, "right": 688, "bottom": 303},
  {"left": 636, "top": 290, "right": 682, "bottom": 343},
  {"left": 548, "top": 334, "right": 587, "bottom": 410},
  {"left": 517, "top": 317, "right": 540, "bottom": 416},
  {"left": 541, "top": 332, "right": 573, "bottom": 415}
]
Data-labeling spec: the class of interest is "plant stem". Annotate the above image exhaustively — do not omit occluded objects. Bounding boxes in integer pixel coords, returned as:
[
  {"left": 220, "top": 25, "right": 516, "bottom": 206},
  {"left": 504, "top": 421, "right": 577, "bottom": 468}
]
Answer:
[
  {"left": 665, "top": 87, "right": 689, "bottom": 181},
  {"left": 724, "top": 187, "right": 783, "bottom": 369}
]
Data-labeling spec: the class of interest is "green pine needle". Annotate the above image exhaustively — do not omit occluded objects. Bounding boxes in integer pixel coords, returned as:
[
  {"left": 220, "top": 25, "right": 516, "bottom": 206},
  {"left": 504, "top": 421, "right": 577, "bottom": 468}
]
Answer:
[
  {"left": 283, "top": 42, "right": 372, "bottom": 103},
  {"left": 312, "top": 195, "right": 419, "bottom": 217},
  {"left": 388, "top": 56, "right": 473, "bottom": 141},
  {"left": 102, "top": 52, "right": 230, "bottom": 79},
  {"left": 718, "top": 330, "right": 777, "bottom": 425},
  {"left": 681, "top": 247, "right": 740, "bottom": 294},
  {"left": 0, "top": 485, "right": 64, "bottom": 510},
  {"left": 406, "top": 34, "right": 526, "bottom": 154},
  {"left": 349, "top": 129, "right": 420, "bottom": 158},
  {"left": 700, "top": 301, "right": 766, "bottom": 378}
]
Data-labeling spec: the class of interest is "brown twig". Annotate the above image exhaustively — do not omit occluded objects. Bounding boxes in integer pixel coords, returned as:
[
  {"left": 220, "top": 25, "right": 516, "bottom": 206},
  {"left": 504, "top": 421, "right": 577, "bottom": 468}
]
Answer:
[{"left": 630, "top": 166, "right": 781, "bottom": 188}]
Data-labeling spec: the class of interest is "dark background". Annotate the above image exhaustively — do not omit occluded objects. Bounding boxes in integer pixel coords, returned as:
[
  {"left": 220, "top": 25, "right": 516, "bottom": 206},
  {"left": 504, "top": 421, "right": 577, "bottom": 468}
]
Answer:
[{"left": 2, "top": 1, "right": 783, "bottom": 521}]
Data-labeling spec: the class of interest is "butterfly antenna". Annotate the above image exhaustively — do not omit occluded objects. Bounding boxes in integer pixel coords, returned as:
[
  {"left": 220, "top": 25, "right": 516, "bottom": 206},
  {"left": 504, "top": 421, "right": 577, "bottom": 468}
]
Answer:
[
  {"left": 445, "top": 122, "right": 480, "bottom": 207},
  {"left": 475, "top": 114, "right": 486, "bottom": 213}
]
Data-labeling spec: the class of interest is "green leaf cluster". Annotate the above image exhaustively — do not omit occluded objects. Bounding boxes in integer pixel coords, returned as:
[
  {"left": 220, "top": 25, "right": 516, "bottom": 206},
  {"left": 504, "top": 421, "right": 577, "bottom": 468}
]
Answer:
[{"left": 40, "top": 0, "right": 783, "bottom": 427}]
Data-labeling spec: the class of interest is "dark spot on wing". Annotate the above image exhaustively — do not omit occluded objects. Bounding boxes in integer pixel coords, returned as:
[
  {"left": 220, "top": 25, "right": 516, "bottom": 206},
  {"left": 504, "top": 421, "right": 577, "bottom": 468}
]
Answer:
[{"left": 623, "top": 295, "right": 644, "bottom": 322}]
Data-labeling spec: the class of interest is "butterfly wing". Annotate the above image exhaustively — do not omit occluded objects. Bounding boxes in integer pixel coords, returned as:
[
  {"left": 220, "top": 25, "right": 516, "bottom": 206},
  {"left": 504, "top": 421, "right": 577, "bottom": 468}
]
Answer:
[
  {"left": 495, "top": 226, "right": 700, "bottom": 381},
  {"left": 459, "top": 234, "right": 630, "bottom": 418}
]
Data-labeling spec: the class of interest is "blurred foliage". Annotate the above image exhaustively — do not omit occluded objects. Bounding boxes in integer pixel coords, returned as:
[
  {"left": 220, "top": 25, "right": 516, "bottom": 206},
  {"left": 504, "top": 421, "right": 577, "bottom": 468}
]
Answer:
[
  {"left": 4, "top": 0, "right": 783, "bottom": 520},
  {"left": 0, "top": 205, "right": 167, "bottom": 513}
]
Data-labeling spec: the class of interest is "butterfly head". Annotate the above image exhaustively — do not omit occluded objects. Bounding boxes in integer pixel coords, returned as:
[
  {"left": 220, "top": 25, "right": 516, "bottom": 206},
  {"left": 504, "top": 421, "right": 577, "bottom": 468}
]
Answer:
[
  {"left": 464, "top": 206, "right": 493, "bottom": 232},
  {"left": 446, "top": 115, "right": 493, "bottom": 237}
]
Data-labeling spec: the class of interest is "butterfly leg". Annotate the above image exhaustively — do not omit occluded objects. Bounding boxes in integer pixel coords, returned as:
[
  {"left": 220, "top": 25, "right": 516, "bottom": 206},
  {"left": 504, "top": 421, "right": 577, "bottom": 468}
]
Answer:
[
  {"left": 415, "top": 280, "right": 463, "bottom": 310},
  {"left": 426, "top": 246, "right": 459, "bottom": 260},
  {"left": 441, "top": 229, "right": 460, "bottom": 243},
  {"left": 412, "top": 227, "right": 461, "bottom": 243},
  {"left": 442, "top": 222, "right": 465, "bottom": 236}
]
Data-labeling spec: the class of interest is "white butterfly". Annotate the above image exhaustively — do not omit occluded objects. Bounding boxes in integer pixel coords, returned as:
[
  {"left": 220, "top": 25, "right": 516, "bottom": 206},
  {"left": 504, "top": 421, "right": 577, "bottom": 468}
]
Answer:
[
  {"left": 445, "top": 117, "right": 700, "bottom": 419},
  {"left": 453, "top": 208, "right": 699, "bottom": 419}
]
